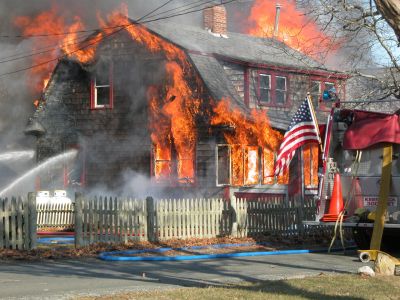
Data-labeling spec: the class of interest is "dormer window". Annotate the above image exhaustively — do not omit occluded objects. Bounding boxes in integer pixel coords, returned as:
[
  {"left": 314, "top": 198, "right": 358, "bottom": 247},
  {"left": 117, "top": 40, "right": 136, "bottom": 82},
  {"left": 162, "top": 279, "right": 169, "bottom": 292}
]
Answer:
[
  {"left": 258, "top": 71, "right": 289, "bottom": 107},
  {"left": 259, "top": 74, "right": 271, "bottom": 103},
  {"left": 309, "top": 78, "right": 336, "bottom": 110},
  {"left": 90, "top": 62, "right": 113, "bottom": 109}
]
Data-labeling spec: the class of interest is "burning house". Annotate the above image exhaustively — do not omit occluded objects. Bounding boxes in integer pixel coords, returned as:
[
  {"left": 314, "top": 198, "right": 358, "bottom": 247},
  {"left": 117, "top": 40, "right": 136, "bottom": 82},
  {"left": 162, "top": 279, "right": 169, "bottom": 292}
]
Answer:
[{"left": 25, "top": 4, "right": 347, "bottom": 198}]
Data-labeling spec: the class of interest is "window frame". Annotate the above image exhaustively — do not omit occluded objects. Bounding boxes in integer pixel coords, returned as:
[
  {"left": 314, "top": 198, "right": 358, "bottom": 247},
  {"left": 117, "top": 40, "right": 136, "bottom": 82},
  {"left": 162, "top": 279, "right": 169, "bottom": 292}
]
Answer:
[
  {"left": 275, "top": 76, "right": 287, "bottom": 105},
  {"left": 90, "top": 62, "right": 114, "bottom": 109},
  {"left": 216, "top": 144, "right": 232, "bottom": 187},
  {"left": 303, "top": 143, "right": 319, "bottom": 189},
  {"left": 257, "top": 71, "right": 290, "bottom": 107},
  {"left": 258, "top": 74, "right": 271, "bottom": 104},
  {"left": 151, "top": 142, "right": 197, "bottom": 186},
  {"left": 308, "top": 77, "right": 337, "bottom": 111},
  {"left": 215, "top": 144, "right": 289, "bottom": 187}
]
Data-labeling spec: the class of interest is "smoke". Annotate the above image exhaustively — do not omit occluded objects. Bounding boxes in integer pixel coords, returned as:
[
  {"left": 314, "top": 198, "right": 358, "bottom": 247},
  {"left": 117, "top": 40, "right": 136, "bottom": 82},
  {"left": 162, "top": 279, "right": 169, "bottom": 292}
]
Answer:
[{"left": 0, "top": 0, "right": 204, "bottom": 192}]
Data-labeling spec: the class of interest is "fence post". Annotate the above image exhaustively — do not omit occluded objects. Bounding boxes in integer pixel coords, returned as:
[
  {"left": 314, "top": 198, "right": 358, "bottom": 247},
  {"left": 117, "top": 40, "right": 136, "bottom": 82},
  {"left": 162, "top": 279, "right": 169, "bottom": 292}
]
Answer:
[
  {"left": 297, "top": 196, "right": 305, "bottom": 236},
  {"left": 146, "top": 197, "right": 155, "bottom": 242},
  {"left": 28, "top": 192, "right": 37, "bottom": 250},
  {"left": 230, "top": 197, "right": 238, "bottom": 237},
  {"left": 75, "top": 193, "right": 83, "bottom": 247}
]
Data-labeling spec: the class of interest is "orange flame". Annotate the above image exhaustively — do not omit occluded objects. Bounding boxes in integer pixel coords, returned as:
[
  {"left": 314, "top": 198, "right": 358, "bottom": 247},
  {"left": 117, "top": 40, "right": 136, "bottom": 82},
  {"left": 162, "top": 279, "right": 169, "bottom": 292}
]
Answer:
[
  {"left": 303, "top": 143, "right": 319, "bottom": 186},
  {"left": 247, "top": 0, "right": 337, "bottom": 58},
  {"left": 211, "top": 99, "right": 283, "bottom": 186},
  {"left": 163, "top": 62, "right": 200, "bottom": 183},
  {"left": 148, "top": 86, "right": 172, "bottom": 182},
  {"left": 13, "top": 6, "right": 82, "bottom": 93}
]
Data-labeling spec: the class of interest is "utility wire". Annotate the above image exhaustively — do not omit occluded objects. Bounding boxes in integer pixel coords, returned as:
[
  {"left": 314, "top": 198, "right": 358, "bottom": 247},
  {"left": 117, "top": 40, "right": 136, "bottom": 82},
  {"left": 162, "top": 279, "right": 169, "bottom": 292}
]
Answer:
[
  {"left": 0, "top": 0, "right": 238, "bottom": 78},
  {"left": 136, "top": 0, "right": 175, "bottom": 22},
  {"left": 0, "top": 0, "right": 205, "bottom": 62},
  {"left": 0, "top": 0, "right": 194, "bottom": 39},
  {"left": 139, "top": 0, "right": 211, "bottom": 20},
  {"left": 141, "top": 0, "right": 237, "bottom": 24},
  {"left": 0, "top": 34, "right": 93, "bottom": 64}
]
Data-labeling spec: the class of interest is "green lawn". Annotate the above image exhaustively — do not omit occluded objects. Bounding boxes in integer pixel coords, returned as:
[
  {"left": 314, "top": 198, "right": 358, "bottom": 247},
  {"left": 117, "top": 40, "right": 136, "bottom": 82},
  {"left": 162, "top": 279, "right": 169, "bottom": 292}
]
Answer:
[{"left": 78, "top": 274, "right": 400, "bottom": 300}]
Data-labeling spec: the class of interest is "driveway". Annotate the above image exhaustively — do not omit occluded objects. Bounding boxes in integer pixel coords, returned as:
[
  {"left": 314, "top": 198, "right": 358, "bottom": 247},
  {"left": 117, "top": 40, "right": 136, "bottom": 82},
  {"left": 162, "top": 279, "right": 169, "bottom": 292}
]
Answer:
[{"left": 0, "top": 251, "right": 368, "bottom": 299}]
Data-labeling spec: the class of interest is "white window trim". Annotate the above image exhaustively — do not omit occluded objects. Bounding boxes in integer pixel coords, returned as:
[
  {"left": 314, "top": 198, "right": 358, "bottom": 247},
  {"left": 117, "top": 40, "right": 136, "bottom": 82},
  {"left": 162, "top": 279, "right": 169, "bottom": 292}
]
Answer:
[
  {"left": 275, "top": 76, "right": 287, "bottom": 104},
  {"left": 94, "top": 77, "right": 111, "bottom": 108},
  {"left": 259, "top": 73, "right": 271, "bottom": 103}
]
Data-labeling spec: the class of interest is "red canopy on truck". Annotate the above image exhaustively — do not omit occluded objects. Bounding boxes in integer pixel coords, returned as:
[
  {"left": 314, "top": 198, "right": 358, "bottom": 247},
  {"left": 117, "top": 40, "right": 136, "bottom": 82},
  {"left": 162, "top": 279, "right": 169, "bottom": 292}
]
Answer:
[{"left": 342, "top": 110, "right": 400, "bottom": 150}]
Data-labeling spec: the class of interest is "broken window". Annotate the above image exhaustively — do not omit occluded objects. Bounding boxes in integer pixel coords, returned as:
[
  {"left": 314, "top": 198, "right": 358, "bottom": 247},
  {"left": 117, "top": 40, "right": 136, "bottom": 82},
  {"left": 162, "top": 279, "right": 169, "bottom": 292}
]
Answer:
[
  {"left": 263, "top": 148, "right": 275, "bottom": 184},
  {"left": 303, "top": 143, "right": 319, "bottom": 187},
  {"left": 244, "top": 146, "right": 259, "bottom": 185},
  {"left": 152, "top": 143, "right": 172, "bottom": 183},
  {"left": 216, "top": 145, "right": 289, "bottom": 187},
  {"left": 91, "top": 62, "right": 113, "bottom": 109},
  {"left": 152, "top": 142, "right": 195, "bottom": 185},
  {"left": 216, "top": 145, "right": 231, "bottom": 186}
]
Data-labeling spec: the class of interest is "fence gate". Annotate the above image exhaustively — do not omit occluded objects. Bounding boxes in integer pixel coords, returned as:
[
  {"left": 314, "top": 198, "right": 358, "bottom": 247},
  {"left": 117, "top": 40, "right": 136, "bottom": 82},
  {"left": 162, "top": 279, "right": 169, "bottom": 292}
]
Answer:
[{"left": 74, "top": 194, "right": 147, "bottom": 247}]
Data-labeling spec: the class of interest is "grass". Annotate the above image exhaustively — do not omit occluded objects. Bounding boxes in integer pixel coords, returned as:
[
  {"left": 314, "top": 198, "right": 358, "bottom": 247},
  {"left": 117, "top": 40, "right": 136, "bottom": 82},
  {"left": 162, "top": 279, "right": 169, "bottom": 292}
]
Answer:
[{"left": 77, "top": 274, "right": 400, "bottom": 300}]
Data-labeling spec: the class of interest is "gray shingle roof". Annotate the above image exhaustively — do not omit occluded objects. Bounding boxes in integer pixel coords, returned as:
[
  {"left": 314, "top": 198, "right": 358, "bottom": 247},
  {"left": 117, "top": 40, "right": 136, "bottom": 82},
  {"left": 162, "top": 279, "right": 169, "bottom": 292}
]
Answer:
[
  {"left": 142, "top": 21, "right": 332, "bottom": 130},
  {"left": 145, "top": 21, "right": 322, "bottom": 70}
]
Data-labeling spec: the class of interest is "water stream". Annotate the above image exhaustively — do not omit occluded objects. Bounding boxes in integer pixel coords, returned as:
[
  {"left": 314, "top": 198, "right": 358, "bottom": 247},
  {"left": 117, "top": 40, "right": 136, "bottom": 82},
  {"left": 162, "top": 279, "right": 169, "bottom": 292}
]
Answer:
[
  {"left": 0, "top": 150, "right": 35, "bottom": 162},
  {"left": 0, "top": 149, "right": 78, "bottom": 197}
]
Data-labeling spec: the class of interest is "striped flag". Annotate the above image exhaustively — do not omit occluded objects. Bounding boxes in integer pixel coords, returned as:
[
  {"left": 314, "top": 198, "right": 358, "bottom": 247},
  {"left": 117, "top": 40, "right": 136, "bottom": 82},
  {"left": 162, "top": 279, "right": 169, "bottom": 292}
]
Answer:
[{"left": 274, "top": 98, "right": 320, "bottom": 176}]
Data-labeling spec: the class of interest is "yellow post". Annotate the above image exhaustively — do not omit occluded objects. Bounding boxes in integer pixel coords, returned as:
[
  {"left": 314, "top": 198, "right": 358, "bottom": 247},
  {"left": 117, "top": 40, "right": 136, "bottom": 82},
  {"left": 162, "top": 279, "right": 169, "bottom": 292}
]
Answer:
[{"left": 370, "top": 144, "right": 393, "bottom": 250}]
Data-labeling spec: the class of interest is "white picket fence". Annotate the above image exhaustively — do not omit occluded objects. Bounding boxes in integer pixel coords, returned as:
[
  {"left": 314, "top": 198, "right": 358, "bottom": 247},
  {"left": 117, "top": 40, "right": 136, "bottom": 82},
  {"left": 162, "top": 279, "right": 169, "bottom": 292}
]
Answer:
[
  {"left": 36, "top": 203, "right": 74, "bottom": 230},
  {"left": 0, "top": 195, "right": 36, "bottom": 250},
  {"left": 74, "top": 195, "right": 319, "bottom": 246},
  {"left": 2, "top": 193, "right": 322, "bottom": 249},
  {"left": 155, "top": 198, "right": 227, "bottom": 240},
  {"left": 75, "top": 195, "right": 148, "bottom": 246}
]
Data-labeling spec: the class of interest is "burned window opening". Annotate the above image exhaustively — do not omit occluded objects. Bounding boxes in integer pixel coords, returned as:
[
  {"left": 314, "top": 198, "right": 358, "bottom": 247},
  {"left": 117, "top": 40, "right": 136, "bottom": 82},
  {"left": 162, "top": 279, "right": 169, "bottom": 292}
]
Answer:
[
  {"left": 303, "top": 143, "right": 319, "bottom": 188},
  {"left": 216, "top": 145, "right": 231, "bottom": 186},
  {"left": 216, "top": 145, "right": 288, "bottom": 187},
  {"left": 152, "top": 141, "right": 196, "bottom": 185}
]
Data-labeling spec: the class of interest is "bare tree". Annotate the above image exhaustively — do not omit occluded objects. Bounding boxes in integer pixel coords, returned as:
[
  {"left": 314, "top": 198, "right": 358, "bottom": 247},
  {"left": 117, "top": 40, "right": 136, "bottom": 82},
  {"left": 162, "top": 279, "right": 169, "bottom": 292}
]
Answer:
[
  {"left": 300, "top": 0, "right": 400, "bottom": 104},
  {"left": 374, "top": 0, "right": 400, "bottom": 44}
]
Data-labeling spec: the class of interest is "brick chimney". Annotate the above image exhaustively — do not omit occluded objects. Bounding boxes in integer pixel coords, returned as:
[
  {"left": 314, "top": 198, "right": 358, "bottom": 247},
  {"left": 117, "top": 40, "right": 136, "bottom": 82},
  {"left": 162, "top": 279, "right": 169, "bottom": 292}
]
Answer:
[{"left": 203, "top": 5, "right": 227, "bottom": 35}]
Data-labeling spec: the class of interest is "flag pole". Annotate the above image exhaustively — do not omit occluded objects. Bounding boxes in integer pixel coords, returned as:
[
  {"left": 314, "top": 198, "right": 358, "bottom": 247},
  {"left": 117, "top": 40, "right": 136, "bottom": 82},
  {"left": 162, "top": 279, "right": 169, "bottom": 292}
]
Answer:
[{"left": 306, "top": 93, "right": 323, "bottom": 153}]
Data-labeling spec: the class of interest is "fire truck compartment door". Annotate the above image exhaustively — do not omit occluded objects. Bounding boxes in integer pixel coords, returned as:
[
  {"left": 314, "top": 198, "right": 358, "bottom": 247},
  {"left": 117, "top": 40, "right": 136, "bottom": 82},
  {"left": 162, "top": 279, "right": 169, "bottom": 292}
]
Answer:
[{"left": 341, "top": 175, "right": 400, "bottom": 213}]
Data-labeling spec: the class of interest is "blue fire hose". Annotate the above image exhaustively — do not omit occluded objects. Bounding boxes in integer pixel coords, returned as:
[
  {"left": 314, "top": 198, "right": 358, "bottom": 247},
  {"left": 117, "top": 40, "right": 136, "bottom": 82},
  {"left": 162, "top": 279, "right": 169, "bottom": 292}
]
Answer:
[
  {"left": 98, "top": 242, "right": 357, "bottom": 261},
  {"left": 37, "top": 237, "right": 75, "bottom": 245}
]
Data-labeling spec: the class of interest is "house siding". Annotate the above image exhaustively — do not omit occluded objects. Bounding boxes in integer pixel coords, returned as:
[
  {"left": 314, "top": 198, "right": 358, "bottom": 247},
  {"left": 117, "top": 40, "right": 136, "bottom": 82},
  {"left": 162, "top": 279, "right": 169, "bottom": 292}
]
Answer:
[{"left": 221, "top": 61, "right": 245, "bottom": 102}]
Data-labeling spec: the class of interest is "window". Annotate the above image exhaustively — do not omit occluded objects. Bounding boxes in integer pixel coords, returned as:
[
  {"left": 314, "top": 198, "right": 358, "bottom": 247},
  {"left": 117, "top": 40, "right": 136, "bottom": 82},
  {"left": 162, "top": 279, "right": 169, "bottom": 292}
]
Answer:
[
  {"left": 216, "top": 145, "right": 289, "bottom": 187},
  {"left": 90, "top": 63, "right": 113, "bottom": 109},
  {"left": 325, "top": 82, "right": 335, "bottom": 92},
  {"left": 258, "top": 72, "right": 288, "bottom": 106},
  {"left": 244, "top": 146, "right": 259, "bottom": 185},
  {"left": 153, "top": 143, "right": 172, "bottom": 183},
  {"left": 276, "top": 76, "right": 287, "bottom": 104},
  {"left": 259, "top": 74, "right": 271, "bottom": 103},
  {"left": 303, "top": 144, "right": 319, "bottom": 187},
  {"left": 262, "top": 148, "right": 289, "bottom": 185},
  {"left": 262, "top": 148, "right": 275, "bottom": 184},
  {"left": 309, "top": 79, "right": 336, "bottom": 110},
  {"left": 217, "top": 145, "right": 231, "bottom": 185},
  {"left": 152, "top": 142, "right": 195, "bottom": 185},
  {"left": 310, "top": 81, "right": 321, "bottom": 108}
]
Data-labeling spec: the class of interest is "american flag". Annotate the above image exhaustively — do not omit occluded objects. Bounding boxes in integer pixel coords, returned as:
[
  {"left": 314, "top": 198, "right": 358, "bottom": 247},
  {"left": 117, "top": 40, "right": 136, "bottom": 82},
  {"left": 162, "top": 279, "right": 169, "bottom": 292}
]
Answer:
[{"left": 274, "top": 98, "right": 320, "bottom": 176}]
